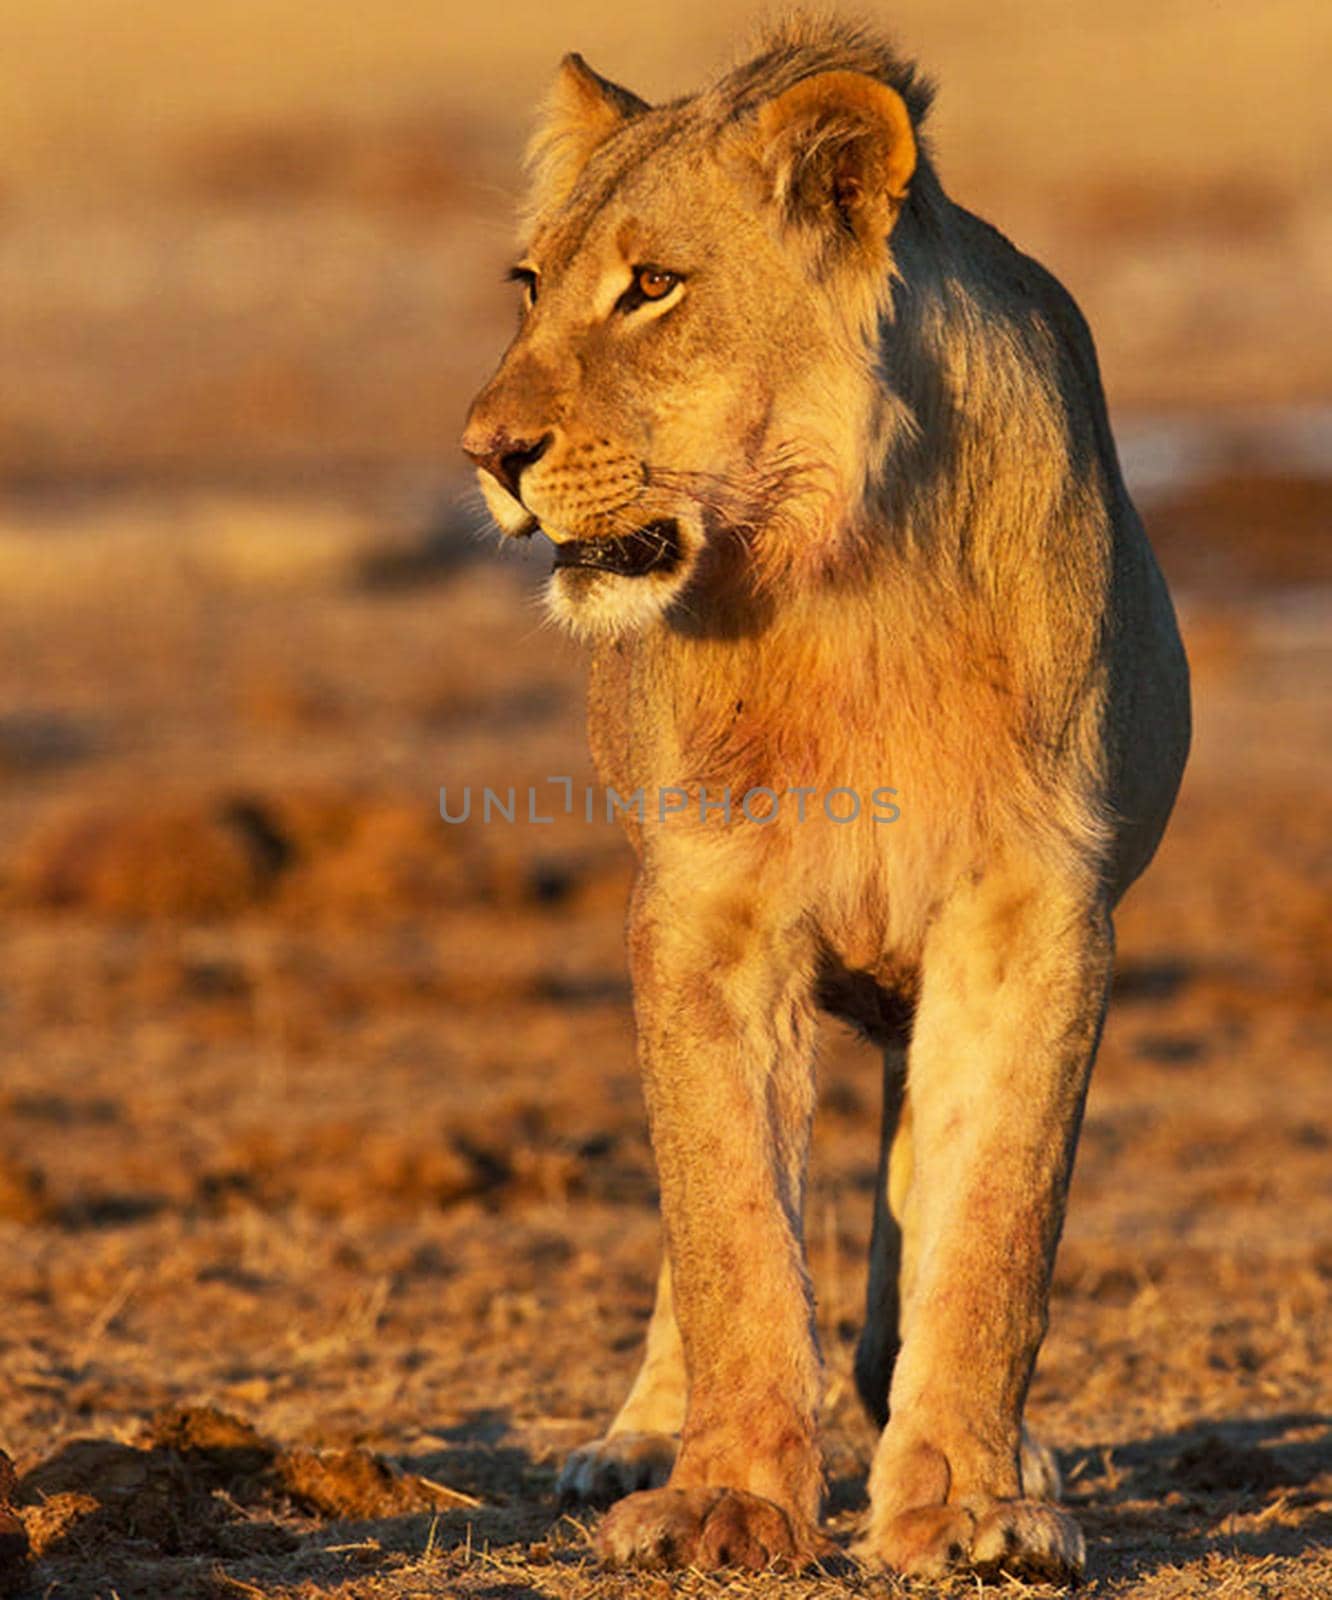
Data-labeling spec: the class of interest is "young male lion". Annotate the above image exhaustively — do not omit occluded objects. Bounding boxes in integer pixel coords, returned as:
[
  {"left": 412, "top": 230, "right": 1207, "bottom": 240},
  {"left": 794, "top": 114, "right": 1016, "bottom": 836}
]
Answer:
[{"left": 462, "top": 15, "right": 1189, "bottom": 1582}]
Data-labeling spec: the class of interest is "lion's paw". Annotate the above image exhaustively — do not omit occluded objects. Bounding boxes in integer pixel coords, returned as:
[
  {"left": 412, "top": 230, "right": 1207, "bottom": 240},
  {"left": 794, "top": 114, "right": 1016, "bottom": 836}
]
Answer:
[
  {"left": 557, "top": 1432, "right": 677, "bottom": 1507},
  {"left": 597, "top": 1486, "right": 822, "bottom": 1571},
  {"left": 859, "top": 1498, "right": 1084, "bottom": 1584}
]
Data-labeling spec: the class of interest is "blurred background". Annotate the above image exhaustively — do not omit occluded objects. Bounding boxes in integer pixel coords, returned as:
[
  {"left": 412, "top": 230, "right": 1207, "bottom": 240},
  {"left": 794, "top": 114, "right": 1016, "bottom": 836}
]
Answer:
[
  {"left": 0, "top": 4, "right": 1328, "bottom": 1597},
  {"left": 2, "top": 0, "right": 1329, "bottom": 479}
]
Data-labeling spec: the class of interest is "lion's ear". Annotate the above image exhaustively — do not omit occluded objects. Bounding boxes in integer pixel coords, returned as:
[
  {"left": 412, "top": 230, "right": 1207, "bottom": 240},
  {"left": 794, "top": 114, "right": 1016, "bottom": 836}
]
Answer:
[
  {"left": 756, "top": 71, "right": 916, "bottom": 248},
  {"left": 526, "top": 53, "right": 649, "bottom": 211}
]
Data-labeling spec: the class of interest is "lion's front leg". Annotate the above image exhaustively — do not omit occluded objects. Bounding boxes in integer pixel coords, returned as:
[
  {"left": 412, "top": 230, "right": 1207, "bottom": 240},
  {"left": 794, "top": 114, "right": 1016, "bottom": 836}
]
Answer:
[
  {"left": 558, "top": 1253, "right": 683, "bottom": 1506},
  {"left": 859, "top": 866, "right": 1113, "bottom": 1585},
  {"left": 596, "top": 889, "right": 825, "bottom": 1571}
]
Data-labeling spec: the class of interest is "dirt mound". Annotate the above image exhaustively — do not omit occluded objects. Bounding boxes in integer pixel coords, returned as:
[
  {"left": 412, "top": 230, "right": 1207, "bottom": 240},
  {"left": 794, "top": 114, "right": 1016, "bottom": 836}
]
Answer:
[
  {"left": 19, "top": 1433, "right": 286, "bottom": 1559},
  {"left": 16, "top": 1406, "right": 468, "bottom": 1578},
  {"left": 9, "top": 797, "right": 290, "bottom": 918}
]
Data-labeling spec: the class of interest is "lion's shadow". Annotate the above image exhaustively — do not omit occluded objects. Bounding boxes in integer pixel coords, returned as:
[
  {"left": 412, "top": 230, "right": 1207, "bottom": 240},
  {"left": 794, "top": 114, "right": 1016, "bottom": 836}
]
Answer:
[{"left": 1067, "top": 1412, "right": 1332, "bottom": 1580}]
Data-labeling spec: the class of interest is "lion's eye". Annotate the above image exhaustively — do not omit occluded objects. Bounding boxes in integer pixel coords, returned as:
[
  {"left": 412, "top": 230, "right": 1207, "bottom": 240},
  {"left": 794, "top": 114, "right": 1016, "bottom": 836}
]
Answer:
[
  {"left": 636, "top": 267, "right": 677, "bottom": 300},
  {"left": 617, "top": 265, "right": 683, "bottom": 315},
  {"left": 507, "top": 265, "right": 539, "bottom": 308}
]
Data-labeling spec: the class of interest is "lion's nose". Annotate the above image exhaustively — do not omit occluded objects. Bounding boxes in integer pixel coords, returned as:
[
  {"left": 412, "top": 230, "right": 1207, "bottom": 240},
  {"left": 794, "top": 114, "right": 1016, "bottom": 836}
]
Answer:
[{"left": 461, "top": 428, "right": 553, "bottom": 500}]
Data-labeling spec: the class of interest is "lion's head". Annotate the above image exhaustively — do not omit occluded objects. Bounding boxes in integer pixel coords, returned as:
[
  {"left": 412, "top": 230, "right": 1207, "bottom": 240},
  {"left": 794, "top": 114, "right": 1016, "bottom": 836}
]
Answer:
[{"left": 462, "top": 25, "right": 929, "bottom": 638}]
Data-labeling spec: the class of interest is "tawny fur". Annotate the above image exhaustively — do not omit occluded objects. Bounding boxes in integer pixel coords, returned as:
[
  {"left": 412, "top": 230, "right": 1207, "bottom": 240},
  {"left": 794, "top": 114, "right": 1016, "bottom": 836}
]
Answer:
[{"left": 463, "top": 12, "right": 1190, "bottom": 1581}]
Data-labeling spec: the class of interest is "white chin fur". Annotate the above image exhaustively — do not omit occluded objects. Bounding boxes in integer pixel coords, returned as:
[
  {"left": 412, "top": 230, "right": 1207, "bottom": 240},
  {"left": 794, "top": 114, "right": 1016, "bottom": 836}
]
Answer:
[{"left": 543, "top": 569, "right": 683, "bottom": 640}]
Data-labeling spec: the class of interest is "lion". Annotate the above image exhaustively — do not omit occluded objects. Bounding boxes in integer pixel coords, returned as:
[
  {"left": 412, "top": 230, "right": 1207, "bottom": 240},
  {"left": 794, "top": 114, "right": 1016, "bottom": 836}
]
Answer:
[{"left": 462, "top": 15, "right": 1189, "bottom": 1582}]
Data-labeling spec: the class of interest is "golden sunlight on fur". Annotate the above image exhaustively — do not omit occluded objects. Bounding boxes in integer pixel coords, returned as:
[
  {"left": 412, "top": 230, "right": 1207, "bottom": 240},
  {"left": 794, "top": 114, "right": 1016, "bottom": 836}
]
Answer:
[{"left": 463, "top": 13, "right": 1190, "bottom": 1583}]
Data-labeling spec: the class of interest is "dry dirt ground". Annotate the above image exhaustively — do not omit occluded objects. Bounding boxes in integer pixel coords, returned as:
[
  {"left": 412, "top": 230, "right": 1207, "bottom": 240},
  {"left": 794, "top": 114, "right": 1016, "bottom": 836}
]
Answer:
[{"left": 0, "top": 468, "right": 1327, "bottom": 1600}]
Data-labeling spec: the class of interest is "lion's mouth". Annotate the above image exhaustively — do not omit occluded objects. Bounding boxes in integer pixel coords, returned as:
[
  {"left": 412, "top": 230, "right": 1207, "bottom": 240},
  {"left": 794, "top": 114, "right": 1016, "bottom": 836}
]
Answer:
[{"left": 549, "top": 520, "right": 682, "bottom": 578}]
